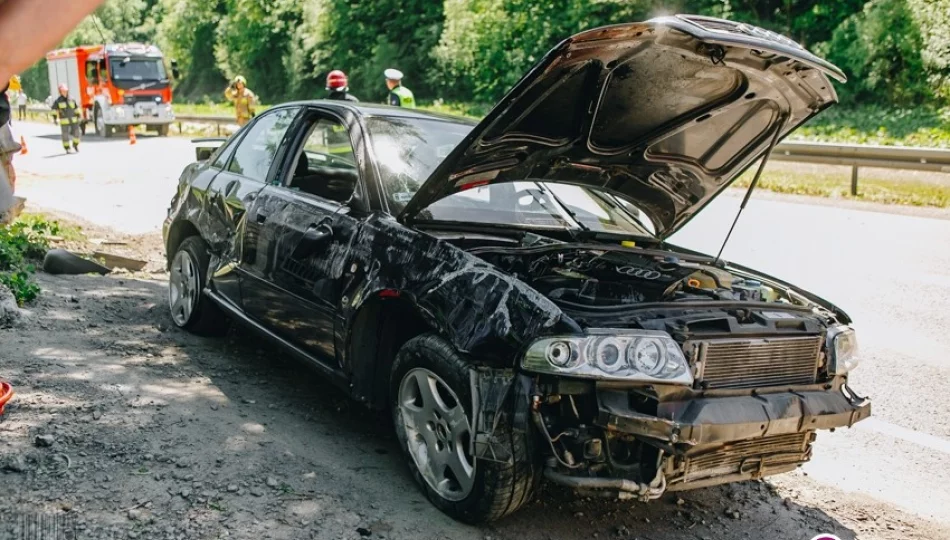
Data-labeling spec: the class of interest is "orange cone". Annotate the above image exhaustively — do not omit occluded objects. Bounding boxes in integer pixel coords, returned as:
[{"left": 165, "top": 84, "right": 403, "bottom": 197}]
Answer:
[
  {"left": 19, "top": 136, "right": 27, "bottom": 155},
  {"left": 128, "top": 125, "right": 136, "bottom": 145}
]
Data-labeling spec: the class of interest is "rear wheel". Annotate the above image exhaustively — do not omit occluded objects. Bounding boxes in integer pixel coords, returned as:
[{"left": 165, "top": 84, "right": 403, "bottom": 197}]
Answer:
[
  {"left": 168, "top": 236, "right": 227, "bottom": 335},
  {"left": 391, "top": 334, "right": 539, "bottom": 523}
]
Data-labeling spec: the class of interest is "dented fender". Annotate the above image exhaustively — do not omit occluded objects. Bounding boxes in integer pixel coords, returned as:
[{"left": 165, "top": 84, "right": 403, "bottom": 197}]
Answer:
[{"left": 339, "top": 214, "right": 571, "bottom": 368}]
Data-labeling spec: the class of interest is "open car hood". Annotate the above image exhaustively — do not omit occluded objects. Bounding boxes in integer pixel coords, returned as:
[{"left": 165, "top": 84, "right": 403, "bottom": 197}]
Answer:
[{"left": 399, "top": 15, "right": 845, "bottom": 238}]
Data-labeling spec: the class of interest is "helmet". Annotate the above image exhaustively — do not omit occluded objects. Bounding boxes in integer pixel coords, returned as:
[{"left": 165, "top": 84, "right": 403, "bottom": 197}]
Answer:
[
  {"left": 58, "top": 83, "right": 68, "bottom": 93},
  {"left": 384, "top": 68, "right": 404, "bottom": 81},
  {"left": 326, "top": 70, "right": 348, "bottom": 91},
  {"left": 233, "top": 75, "right": 247, "bottom": 85}
]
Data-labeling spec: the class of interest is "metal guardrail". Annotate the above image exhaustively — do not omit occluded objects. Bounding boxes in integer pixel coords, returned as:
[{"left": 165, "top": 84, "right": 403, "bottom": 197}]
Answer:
[
  {"left": 771, "top": 141, "right": 950, "bottom": 195},
  {"left": 23, "top": 106, "right": 950, "bottom": 195}
]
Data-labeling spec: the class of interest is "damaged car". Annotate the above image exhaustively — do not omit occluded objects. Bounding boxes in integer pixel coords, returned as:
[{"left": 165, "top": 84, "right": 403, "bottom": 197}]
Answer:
[{"left": 163, "top": 14, "right": 870, "bottom": 523}]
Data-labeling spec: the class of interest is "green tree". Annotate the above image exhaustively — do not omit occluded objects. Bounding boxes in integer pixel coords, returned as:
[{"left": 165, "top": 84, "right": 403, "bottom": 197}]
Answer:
[
  {"left": 824, "top": 0, "right": 931, "bottom": 105},
  {"left": 298, "top": 0, "right": 445, "bottom": 103},
  {"left": 213, "top": 0, "right": 303, "bottom": 103},
  {"left": 432, "top": 0, "right": 657, "bottom": 103},
  {"left": 158, "top": 0, "right": 227, "bottom": 101}
]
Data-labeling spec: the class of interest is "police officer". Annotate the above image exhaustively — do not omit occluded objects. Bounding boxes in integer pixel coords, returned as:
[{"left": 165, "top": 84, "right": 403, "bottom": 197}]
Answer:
[
  {"left": 384, "top": 68, "right": 415, "bottom": 108},
  {"left": 326, "top": 70, "right": 358, "bottom": 102},
  {"left": 224, "top": 75, "right": 257, "bottom": 126},
  {"left": 52, "top": 84, "right": 81, "bottom": 153}
]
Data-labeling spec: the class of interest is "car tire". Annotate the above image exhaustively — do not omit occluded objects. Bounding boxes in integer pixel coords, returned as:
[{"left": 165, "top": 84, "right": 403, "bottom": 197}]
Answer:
[
  {"left": 391, "top": 334, "right": 539, "bottom": 523},
  {"left": 157, "top": 124, "right": 170, "bottom": 137},
  {"left": 168, "top": 236, "right": 228, "bottom": 336}
]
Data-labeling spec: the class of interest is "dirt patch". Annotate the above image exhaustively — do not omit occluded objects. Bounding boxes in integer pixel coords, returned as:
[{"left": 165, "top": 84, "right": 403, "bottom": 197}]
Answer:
[
  {"left": 1, "top": 272, "right": 947, "bottom": 540},
  {"left": 25, "top": 204, "right": 167, "bottom": 274}
]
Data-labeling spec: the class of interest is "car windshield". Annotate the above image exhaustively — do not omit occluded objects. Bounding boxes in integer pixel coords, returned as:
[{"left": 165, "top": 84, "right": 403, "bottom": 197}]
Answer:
[
  {"left": 367, "top": 116, "right": 656, "bottom": 236},
  {"left": 109, "top": 57, "right": 167, "bottom": 81}
]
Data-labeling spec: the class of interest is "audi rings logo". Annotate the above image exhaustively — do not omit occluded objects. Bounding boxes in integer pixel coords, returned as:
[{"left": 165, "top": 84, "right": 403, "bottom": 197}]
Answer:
[
  {"left": 810, "top": 535, "right": 842, "bottom": 540},
  {"left": 615, "top": 266, "right": 664, "bottom": 280}
]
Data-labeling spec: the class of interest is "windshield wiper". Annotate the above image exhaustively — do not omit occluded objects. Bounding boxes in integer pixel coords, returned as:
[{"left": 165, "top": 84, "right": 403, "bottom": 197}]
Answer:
[{"left": 532, "top": 182, "right": 590, "bottom": 238}]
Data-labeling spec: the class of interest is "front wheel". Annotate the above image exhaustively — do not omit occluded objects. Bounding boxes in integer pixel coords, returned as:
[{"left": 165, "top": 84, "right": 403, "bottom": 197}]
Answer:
[
  {"left": 157, "top": 124, "right": 170, "bottom": 137},
  {"left": 391, "top": 334, "right": 539, "bottom": 523},
  {"left": 95, "top": 107, "right": 107, "bottom": 138},
  {"left": 168, "top": 236, "right": 228, "bottom": 335}
]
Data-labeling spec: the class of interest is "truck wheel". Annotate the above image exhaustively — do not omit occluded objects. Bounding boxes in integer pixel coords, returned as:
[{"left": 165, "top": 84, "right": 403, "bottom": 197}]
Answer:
[
  {"left": 168, "top": 236, "right": 228, "bottom": 336},
  {"left": 94, "top": 107, "right": 112, "bottom": 138},
  {"left": 391, "top": 334, "right": 539, "bottom": 523},
  {"left": 157, "top": 124, "right": 169, "bottom": 137}
]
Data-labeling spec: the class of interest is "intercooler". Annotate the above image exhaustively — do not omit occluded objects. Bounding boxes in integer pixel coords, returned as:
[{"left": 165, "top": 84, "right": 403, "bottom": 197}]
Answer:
[
  {"left": 691, "top": 335, "right": 822, "bottom": 390},
  {"left": 669, "top": 432, "right": 813, "bottom": 486}
]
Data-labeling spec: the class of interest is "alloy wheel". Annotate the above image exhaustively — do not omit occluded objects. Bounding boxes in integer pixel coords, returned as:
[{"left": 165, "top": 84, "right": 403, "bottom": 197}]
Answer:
[
  {"left": 168, "top": 249, "right": 199, "bottom": 326},
  {"left": 398, "top": 367, "right": 475, "bottom": 501}
]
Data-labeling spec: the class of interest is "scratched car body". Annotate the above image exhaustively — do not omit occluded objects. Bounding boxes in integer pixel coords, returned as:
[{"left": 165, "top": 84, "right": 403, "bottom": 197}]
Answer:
[{"left": 163, "top": 15, "right": 870, "bottom": 523}]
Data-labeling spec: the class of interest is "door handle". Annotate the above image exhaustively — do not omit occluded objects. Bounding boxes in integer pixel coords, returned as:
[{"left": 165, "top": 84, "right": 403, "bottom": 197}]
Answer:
[{"left": 293, "top": 221, "right": 333, "bottom": 258}]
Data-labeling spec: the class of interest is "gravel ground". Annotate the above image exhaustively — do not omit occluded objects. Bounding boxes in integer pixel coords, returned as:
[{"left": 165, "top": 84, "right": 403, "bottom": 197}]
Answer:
[{"left": 2, "top": 273, "right": 947, "bottom": 540}]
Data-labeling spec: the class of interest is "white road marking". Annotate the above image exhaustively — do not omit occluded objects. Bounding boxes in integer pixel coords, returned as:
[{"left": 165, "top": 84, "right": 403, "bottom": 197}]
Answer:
[{"left": 855, "top": 417, "right": 950, "bottom": 455}]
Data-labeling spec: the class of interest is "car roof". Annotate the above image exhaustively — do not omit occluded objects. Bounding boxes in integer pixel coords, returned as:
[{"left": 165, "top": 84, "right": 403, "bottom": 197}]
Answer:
[{"left": 273, "top": 100, "right": 478, "bottom": 125}]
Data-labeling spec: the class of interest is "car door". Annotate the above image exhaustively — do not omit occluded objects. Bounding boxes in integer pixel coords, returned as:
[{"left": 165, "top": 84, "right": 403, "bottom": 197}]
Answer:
[
  {"left": 203, "top": 106, "right": 301, "bottom": 308},
  {"left": 240, "top": 109, "right": 365, "bottom": 366}
]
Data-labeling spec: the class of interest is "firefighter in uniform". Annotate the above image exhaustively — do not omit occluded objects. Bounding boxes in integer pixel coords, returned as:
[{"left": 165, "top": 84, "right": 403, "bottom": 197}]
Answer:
[
  {"left": 52, "top": 84, "right": 81, "bottom": 153},
  {"left": 224, "top": 75, "right": 257, "bottom": 127},
  {"left": 384, "top": 68, "right": 415, "bottom": 108},
  {"left": 326, "top": 70, "right": 358, "bottom": 102}
]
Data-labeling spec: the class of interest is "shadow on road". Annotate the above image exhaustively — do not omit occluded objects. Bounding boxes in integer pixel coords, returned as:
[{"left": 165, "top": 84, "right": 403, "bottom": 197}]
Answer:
[
  {"left": 0, "top": 274, "right": 862, "bottom": 540},
  {"left": 35, "top": 132, "right": 165, "bottom": 144}
]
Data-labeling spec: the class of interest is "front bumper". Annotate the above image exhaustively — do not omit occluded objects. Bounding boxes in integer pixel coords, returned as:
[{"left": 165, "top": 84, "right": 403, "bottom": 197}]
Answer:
[
  {"left": 597, "top": 386, "right": 871, "bottom": 446},
  {"left": 104, "top": 103, "right": 175, "bottom": 125}
]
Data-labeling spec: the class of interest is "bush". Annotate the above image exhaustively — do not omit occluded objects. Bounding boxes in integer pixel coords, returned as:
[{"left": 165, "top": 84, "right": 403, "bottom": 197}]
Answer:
[
  {"left": 824, "top": 0, "right": 931, "bottom": 105},
  {"left": 0, "top": 218, "right": 60, "bottom": 305}
]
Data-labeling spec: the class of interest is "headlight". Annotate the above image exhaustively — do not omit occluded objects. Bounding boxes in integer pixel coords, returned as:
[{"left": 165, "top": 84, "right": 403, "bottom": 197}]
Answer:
[
  {"left": 827, "top": 326, "right": 860, "bottom": 375},
  {"left": 522, "top": 330, "right": 693, "bottom": 385}
]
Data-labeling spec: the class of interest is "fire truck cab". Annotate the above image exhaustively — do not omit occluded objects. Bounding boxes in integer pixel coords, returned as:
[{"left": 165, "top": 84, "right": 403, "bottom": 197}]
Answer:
[{"left": 46, "top": 43, "right": 178, "bottom": 137}]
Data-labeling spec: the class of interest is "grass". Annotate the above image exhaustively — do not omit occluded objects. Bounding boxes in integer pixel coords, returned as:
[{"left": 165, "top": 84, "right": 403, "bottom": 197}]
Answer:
[
  {"left": 735, "top": 168, "right": 950, "bottom": 208},
  {"left": 0, "top": 214, "right": 71, "bottom": 305},
  {"left": 793, "top": 105, "right": 950, "bottom": 148}
]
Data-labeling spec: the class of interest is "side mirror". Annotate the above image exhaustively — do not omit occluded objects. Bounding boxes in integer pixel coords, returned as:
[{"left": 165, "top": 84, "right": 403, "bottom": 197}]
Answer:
[
  {"left": 196, "top": 146, "right": 220, "bottom": 162},
  {"left": 170, "top": 60, "right": 181, "bottom": 80}
]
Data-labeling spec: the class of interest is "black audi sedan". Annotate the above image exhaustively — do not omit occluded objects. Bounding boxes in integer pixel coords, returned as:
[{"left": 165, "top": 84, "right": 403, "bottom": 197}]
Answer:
[{"left": 163, "top": 15, "right": 870, "bottom": 523}]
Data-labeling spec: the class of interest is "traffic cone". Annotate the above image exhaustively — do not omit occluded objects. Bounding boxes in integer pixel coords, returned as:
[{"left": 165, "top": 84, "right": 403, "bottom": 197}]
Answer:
[
  {"left": 19, "top": 136, "right": 27, "bottom": 155},
  {"left": 128, "top": 125, "right": 137, "bottom": 145}
]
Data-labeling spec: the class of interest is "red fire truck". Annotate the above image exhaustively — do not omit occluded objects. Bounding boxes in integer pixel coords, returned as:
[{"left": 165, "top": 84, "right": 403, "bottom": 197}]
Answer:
[{"left": 46, "top": 43, "right": 179, "bottom": 137}]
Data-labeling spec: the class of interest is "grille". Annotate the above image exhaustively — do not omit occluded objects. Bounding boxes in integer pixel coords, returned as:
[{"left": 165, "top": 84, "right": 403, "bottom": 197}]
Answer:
[
  {"left": 696, "top": 336, "right": 821, "bottom": 389},
  {"left": 683, "top": 433, "right": 811, "bottom": 483}
]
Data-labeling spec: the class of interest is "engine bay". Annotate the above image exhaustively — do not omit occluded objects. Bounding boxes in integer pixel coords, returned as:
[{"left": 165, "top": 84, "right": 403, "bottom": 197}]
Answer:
[{"left": 470, "top": 244, "right": 806, "bottom": 308}]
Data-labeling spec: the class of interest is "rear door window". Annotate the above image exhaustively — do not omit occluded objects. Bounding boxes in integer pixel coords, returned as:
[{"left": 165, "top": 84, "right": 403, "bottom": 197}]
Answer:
[{"left": 227, "top": 107, "right": 300, "bottom": 182}]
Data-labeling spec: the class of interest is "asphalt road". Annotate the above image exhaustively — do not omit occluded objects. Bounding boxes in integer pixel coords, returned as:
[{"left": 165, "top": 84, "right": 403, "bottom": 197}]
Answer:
[{"left": 8, "top": 120, "right": 950, "bottom": 537}]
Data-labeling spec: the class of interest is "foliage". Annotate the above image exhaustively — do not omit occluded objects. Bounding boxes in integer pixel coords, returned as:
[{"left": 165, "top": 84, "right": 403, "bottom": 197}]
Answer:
[
  {"left": 734, "top": 168, "right": 950, "bottom": 208},
  {"left": 0, "top": 218, "right": 61, "bottom": 306},
  {"left": 794, "top": 105, "right": 950, "bottom": 148},
  {"left": 12, "top": 0, "right": 950, "bottom": 130},
  {"left": 157, "top": 0, "right": 227, "bottom": 101},
  {"left": 432, "top": 0, "right": 656, "bottom": 102},
  {"left": 298, "top": 0, "right": 446, "bottom": 102},
  {"left": 823, "top": 0, "right": 931, "bottom": 105}
]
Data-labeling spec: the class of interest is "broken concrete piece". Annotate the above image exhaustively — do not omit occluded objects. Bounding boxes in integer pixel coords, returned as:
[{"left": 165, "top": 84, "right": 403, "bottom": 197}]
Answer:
[
  {"left": 92, "top": 251, "right": 147, "bottom": 272},
  {"left": 43, "top": 249, "right": 111, "bottom": 275},
  {"left": 0, "top": 196, "right": 25, "bottom": 225},
  {"left": 0, "top": 284, "right": 19, "bottom": 326}
]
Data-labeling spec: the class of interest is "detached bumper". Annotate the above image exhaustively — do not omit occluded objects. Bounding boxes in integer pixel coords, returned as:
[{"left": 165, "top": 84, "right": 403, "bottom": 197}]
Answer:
[{"left": 597, "top": 387, "right": 871, "bottom": 446}]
